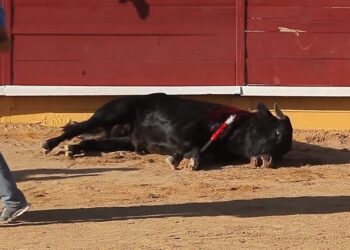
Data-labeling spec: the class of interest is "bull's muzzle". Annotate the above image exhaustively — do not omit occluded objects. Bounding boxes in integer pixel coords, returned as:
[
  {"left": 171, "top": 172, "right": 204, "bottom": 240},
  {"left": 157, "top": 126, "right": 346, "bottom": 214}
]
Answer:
[{"left": 250, "top": 154, "right": 273, "bottom": 168}]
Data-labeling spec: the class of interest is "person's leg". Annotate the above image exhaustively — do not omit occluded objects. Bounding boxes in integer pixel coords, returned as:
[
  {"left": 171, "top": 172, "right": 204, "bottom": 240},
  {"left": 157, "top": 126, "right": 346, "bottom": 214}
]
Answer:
[
  {"left": 0, "top": 153, "right": 27, "bottom": 207},
  {"left": 0, "top": 7, "right": 29, "bottom": 224},
  {"left": 0, "top": 153, "right": 30, "bottom": 223},
  {"left": 0, "top": 7, "right": 11, "bottom": 52}
]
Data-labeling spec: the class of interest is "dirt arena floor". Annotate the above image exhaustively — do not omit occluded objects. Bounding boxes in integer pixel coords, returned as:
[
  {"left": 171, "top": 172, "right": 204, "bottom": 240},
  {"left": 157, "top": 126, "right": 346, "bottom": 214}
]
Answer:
[{"left": 0, "top": 124, "right": 349, "bottom": 249}]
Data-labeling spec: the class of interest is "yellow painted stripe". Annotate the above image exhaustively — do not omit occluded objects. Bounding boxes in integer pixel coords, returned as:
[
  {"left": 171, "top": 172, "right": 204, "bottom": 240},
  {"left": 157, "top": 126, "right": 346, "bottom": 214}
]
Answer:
[{"left": 0, "top": 96, "right": 349, "bottom": 130}]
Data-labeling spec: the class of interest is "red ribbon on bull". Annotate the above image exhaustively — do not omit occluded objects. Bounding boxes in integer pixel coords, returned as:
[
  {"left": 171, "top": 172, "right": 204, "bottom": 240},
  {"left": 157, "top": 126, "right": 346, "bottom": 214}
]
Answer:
[{"left": 200, "top": 114, "right": 237, "bottom": 153}]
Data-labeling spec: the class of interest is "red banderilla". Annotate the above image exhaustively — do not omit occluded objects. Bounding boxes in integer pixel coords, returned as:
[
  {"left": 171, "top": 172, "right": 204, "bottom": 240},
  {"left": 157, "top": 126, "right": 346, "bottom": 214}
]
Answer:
[{"left": 200, "top": 114, "right": 237, "bottom": 153}]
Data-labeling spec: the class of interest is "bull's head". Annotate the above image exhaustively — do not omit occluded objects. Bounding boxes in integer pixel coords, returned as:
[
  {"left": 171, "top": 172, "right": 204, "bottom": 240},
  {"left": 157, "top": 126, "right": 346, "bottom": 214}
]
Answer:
[{"left": 228, "top": 103, "right": 293, "bottom": 168}]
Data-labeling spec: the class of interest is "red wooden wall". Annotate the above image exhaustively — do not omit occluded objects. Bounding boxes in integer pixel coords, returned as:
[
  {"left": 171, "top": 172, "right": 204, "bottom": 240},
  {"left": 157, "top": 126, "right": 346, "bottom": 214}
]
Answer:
[
  {"left": 246, "top": 0, "right": 350, "bottom": 86},
  {"left": 2, "top": 0, "right": 350, "bottom": 87},
  {"left": 10, "top": 0, "right": 237, "bottom": 86}
]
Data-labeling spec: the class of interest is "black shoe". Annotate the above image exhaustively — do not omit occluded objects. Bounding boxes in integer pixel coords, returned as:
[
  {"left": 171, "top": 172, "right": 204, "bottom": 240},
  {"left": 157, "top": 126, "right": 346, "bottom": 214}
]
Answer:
[{"left": 0, "top": 203, "right": 31, "bottom": 223}]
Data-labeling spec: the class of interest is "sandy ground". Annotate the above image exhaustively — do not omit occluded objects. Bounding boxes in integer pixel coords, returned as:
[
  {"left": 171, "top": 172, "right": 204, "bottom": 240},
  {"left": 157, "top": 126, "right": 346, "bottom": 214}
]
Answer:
[{"left": 0, "top": 124, "right": 349, "bottom": 249}]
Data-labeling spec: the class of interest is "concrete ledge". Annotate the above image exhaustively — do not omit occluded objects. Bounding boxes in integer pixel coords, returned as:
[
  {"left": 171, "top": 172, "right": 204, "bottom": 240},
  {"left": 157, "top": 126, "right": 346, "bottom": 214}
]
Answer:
[
  {"left": 241, "top": 86, "right": 350, "bottom": 97},
  {"left": 0, "top": 86, "right": 241, "bottom": 96},
  {"left": 2, "top": 85, "right": 350, "bottom": 97}
]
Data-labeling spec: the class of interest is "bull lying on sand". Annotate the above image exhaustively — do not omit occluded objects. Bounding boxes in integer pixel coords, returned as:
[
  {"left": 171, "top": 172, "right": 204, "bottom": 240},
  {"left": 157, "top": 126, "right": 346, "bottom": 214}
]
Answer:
[{"left": 42, "top": 93, "right": 293, "bottom": 170}]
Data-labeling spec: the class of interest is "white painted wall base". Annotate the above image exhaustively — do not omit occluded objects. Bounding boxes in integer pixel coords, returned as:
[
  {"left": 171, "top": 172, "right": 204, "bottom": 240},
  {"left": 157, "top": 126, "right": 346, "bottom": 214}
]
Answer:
[{"left": 1, "top": 85, "right": 350, "bottom": 97}]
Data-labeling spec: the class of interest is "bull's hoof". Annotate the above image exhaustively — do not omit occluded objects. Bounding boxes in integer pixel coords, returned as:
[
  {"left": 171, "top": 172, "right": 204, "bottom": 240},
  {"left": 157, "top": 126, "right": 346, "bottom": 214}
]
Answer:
[
  {"left": 64, "top": 145, "right": 74, "bottom": 158},
  {"left": 165, "top": 156, "right": 179, "bottom": 170},
  {"left": 250, "top": 155, "right": 274, "bottom": 169},
  {"left": 41, "top": 141, "right": 52, "bottom": 155},
  {"left": 177, "top": 158, "right": 199, "bottom": 171},
  {"left": 189, "top": 158, "right": 199, "bottom": 171}
]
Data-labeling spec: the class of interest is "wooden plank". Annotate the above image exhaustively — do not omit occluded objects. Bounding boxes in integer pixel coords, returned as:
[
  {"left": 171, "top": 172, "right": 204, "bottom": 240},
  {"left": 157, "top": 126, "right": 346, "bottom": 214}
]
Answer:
[
  {"left": 248, "top": 0, "right": 350, "bottom": 7},
  {"left": 14, "top": 0, "right": 235, "bottom": 7},
  {"left": 247, "top": 7, "right": 350, "bottom": 32},
  {"left": 14, "top": 35, "right": 235, "bottom": 62},
  {"left": 248, "top": 7, "right": 350, "bottom": 20},
  {"left": 247, "top": 21, "right": 350, "bottom": 33},
  {"left": 13, "top": 6, "right": 236, "bottom": 35},
  {"left": 13, "top": 61, "right": 236, "bottom": 86},
  {"left": 247, "top": 58, "right": 350, "bottom": 86},
  {"left": 247, "top": 33, "right": 350, "bottom": 59}
]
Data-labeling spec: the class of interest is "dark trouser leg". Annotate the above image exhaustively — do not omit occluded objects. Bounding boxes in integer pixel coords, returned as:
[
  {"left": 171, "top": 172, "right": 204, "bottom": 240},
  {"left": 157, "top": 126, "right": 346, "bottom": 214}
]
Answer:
[{"left": 0, "top": 153, "right": 27, "bottom": 208}]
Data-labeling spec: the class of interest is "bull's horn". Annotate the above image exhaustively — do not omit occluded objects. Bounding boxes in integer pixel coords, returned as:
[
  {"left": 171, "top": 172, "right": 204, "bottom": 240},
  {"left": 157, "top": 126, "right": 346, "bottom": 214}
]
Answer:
[{"left": 274, "top": 103, "right": 286, "bottom": 120}]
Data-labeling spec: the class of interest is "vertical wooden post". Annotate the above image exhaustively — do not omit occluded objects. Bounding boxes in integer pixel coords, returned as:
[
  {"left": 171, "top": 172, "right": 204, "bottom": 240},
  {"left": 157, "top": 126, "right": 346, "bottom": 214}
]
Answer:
[
  {"left": 236, "top": 0, "right": 246, "bottom": 86},
  {"left": 1, "top": 0, "right": 12, "bottom": 85}
]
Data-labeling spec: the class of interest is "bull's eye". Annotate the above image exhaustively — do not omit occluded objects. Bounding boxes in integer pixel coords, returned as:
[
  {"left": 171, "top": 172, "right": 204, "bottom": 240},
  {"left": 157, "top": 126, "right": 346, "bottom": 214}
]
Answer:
[{"left": 275, "top": 129, "right": 281, "bottom": 137}]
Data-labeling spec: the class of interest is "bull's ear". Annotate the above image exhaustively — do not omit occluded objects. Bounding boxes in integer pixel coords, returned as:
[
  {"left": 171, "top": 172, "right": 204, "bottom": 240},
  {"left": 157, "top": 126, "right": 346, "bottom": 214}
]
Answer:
[{"left": 257, "top": 103, "right": 274, "bottom": 119}]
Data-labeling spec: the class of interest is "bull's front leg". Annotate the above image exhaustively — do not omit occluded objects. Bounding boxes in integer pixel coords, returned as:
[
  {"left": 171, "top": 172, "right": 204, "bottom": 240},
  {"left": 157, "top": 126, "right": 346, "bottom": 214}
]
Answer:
[
  {"left": 165, "top": 152, "right": 184, "bottom": 170},
  {"left": 166, "top": 148, "right": 200, "bottom": 171},
  {"left": 184, "top": 147, "right": 200, "bottom": 171}
]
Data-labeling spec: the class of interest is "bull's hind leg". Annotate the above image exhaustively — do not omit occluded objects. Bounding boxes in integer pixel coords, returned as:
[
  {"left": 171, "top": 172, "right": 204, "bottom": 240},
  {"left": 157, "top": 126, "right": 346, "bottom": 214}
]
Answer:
[
  {"left": 42, "top": 120, "right": 99, "bottom": 154},
  {"left": 42, "top": 98, "right": 135, "bottom": 154},
  {"left": 65, "top": 137, "right": 134, "bottom": 157}
]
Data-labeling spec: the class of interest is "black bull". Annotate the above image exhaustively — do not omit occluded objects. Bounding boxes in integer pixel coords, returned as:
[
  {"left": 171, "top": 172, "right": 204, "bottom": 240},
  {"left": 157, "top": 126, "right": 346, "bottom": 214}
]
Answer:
[{"left": 42, "top": 93, "right": 293, "bottom": 170}]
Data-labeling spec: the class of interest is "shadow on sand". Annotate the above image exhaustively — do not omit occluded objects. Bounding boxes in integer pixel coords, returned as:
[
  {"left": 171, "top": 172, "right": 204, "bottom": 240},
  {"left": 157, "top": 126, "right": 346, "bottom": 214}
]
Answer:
[
  {"left": 13, "top": 167, "right": 139, "bottom": 182},
  {"left": 279, "top": 141, "right": 350, "bottom": 167},
  {"left": 201, "top": 140, "right": 350, "bottom": 170},
  {"left": 3, "top": 195, "right": 349, "bottom": 227}
]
